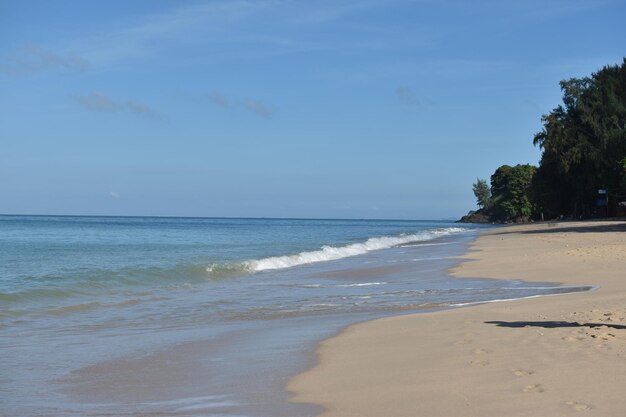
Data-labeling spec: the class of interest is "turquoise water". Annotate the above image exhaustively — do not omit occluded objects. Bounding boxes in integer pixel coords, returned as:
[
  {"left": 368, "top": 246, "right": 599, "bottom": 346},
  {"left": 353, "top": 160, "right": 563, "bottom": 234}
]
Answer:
[
  {"left": 1, "top": 216, "right": 467, "bottom": 295},
  {"left": 0, "top": 215, "right": 591, "bottom": 416},
  {"left": 0, "top": 216, "right": 479, "bottom": 320}
]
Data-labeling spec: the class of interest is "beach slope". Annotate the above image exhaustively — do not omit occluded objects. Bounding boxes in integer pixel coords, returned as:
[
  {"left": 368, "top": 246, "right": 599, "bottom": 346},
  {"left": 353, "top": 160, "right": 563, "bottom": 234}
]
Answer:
[{"left": 288, "top": 221, "right": 626, "bottom": 416}]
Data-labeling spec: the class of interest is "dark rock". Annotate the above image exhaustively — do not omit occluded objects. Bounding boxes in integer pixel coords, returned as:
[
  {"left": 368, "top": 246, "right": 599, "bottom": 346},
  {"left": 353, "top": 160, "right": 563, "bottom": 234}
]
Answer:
[
  {"left": 457, "top": 209, "right": 536, "bottom": 224},
  {"left": 457, "top": 209, "right": 492, "bottom": 224}
]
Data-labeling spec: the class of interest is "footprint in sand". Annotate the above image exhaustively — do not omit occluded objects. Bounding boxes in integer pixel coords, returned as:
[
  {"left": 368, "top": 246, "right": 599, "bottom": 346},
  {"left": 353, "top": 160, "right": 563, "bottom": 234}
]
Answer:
[
  {"left": 562, "top": 335, "right": 585, "bottom": 342},
  {"left": 454, "top": 339, "right": 472, "bottom": 346},
  {"left": 522, "top": 384, "right": 544, "bottom": 393},
  {"left": 473, "top": 348, "right": 493, "bottom": 355},
  {"left": 470, "top": 359, "right": 490, "bottom": 367},
  {"left": 510, "top": 369, "right": 534, "bottom": 377},
  {"left": 455, "top": 332, "right": 479, "bottom": 345},
  {"left": 565, "top": 401, "right": 594, "bottom": 411}
]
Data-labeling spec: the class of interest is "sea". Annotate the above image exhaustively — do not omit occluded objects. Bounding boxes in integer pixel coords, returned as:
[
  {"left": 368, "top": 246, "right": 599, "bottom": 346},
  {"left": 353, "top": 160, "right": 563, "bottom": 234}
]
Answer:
[{"left": 0, "top": 215, "right": 591, "bottom": 417}]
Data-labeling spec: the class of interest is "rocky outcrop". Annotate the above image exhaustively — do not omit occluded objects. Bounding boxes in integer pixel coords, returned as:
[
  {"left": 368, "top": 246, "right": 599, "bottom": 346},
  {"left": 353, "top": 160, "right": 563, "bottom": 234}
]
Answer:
[
  {"left": 458, "top": 209, "right": 533, "bottom": 224},
  {"left": 457, "top": 209, "right": 492, "bottom": 223}
]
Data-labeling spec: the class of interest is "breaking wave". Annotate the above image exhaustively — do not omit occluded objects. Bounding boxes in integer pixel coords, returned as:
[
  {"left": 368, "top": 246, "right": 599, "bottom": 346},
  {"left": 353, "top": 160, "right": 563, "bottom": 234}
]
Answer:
[{"left": 207, "top": 227, "right": 468, "bottom": 275}]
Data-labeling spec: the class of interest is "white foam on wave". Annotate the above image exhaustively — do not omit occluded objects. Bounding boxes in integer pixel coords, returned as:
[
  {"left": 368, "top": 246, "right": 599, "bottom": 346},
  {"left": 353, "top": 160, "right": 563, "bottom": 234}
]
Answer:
[
  {"left": 298, "top": 282, "right": 386, "bottom": 288},
  {"left": 240, "top": 227, "right": 468, "bottom": 273},
  {"left": 335, "top": 282, "right": 387, "bottom": 287}
]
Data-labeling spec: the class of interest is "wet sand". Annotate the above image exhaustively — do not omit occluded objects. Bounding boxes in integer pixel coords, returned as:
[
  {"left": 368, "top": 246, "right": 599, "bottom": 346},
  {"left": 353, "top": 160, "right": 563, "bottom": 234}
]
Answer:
[
  {"left": 288, "top": 221, "right": 626, "bottom": 416},
  {"left": 52, "top": 232, "right": 479, "bottom": 417}
]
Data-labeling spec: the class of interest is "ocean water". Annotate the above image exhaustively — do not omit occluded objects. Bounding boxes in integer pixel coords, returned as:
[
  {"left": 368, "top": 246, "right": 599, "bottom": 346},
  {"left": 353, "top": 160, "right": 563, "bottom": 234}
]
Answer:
[{"left": 0, "top": 215, "right": 591, "bottom": 416}]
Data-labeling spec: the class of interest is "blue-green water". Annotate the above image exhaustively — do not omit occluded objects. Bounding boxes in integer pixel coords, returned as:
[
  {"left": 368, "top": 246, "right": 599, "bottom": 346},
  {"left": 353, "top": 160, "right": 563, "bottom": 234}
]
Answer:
[
  {"left": 0, "top": 216, "right": 469, "bottom": 297},
  {"left": 0, "top": 216, "right": 591, "bottom": 416}
]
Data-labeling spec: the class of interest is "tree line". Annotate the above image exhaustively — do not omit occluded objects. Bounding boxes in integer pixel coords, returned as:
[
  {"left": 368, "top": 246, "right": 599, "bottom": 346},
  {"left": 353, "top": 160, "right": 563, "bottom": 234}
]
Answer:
[{"left": 471, "top": 58, "right": 626, "bottom": 222}]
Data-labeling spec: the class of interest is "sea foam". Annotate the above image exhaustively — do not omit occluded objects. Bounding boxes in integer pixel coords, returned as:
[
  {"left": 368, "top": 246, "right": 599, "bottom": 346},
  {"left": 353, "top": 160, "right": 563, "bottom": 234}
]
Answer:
[{"left": 236, "top": 227, "right": 468, "bottom": 273}]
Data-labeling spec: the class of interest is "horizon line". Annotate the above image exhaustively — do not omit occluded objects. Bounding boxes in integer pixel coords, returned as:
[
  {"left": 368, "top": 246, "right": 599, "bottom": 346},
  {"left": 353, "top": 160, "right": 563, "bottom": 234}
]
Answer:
[{"left": 0, "top": 212, "right": 460, "bottom": 223}]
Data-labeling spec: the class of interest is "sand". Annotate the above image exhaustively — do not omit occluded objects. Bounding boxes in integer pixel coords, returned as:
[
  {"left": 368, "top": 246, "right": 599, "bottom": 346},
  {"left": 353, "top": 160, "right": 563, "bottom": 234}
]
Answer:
[{"left": 288, "top": 221, "right": 626, "bottom": 416}]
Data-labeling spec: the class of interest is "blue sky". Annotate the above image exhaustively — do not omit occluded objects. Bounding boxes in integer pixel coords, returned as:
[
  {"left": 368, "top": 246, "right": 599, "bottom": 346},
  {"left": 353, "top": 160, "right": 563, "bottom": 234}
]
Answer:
[{"left": 1, "top": 0, "right": 624, "bottom": 219}]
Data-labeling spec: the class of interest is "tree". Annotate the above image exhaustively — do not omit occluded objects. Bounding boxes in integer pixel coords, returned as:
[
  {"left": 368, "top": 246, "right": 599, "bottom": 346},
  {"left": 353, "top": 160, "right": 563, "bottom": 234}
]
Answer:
[
  {"left": 490, "top": 164, "right": 537, "bottom": 221},
  {"left": 532, "top": 58, "right": 626, "bottom": 217},
  {"left": 472, "top": 178, "right": 491, "bottom": 209}
]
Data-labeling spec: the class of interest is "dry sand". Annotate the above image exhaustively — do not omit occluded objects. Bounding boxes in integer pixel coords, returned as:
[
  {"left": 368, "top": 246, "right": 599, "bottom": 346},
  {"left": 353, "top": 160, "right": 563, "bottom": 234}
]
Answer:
[{"left": 288, "top": 221, "right": 626, "bottom": 416}]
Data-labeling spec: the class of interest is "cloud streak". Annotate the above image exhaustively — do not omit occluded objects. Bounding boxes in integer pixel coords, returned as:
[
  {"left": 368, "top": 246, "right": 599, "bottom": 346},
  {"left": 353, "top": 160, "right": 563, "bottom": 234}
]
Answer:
[
  {"left": 243, "top": 99, "right": 272, "bottom": 118},
  {"left": 77, "top": 92, "right": 120, "bottom": 112},
  {"left": 209, "top": 91, "right": 231, "bottom": 108},
  {"left": 0, "top": 44, "right": 89, "bottom": 76},
  {"left": 4, "top": 1, "right": 598, "bottom": 76},
  {"left": 125, "top": 101, "right": 163, "bottom": 119},
  {"left": 59, "top": 0, "right": 417, "bottom": 68},
  {"left": 395, "top": 86, "right": 416, "bottom": 104},
  {"left": 75, "top": 0, "right": 279, "bottom": 66},
  {"left": 209, "top": 90, "right": 274, "bottom": 118},
  {"left": 76, "top": 92, "right": 162, "bottom": 120},
  {"left": 394, "top": 86, "right": 436, "bottom": 109}
]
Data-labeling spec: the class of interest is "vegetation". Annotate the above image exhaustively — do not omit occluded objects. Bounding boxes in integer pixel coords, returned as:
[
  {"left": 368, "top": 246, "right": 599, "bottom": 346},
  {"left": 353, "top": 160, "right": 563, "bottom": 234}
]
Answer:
[
  {"left": 490, "top": 164, "right": 536, "bottom": 221},
  {"left": 472, "top": 178, "right": 491, "bottom": 209},
  {"left": 466, "top": 59, "right": 626, "bottom": 222},
  {"left": 532, "top": 58, "right": 626, "bottom": 218}
]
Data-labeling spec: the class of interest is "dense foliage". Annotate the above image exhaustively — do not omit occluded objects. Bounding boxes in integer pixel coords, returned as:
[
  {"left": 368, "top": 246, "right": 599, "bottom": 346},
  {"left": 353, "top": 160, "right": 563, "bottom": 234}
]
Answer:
[
  {"left": 469, "top": 59, "right": 626, "bottom": 222},
  {"left": 489, "top": 164, "right": 536, "bottom": 221},
  {"left": 532, "top": 58, "right": 626, "bottom": 218}
]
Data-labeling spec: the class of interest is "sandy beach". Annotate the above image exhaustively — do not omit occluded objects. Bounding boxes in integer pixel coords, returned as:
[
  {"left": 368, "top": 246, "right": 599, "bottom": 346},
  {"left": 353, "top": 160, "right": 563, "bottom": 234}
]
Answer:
[{"left": 288, "top": 221, "right": 626, "bottom": 416}]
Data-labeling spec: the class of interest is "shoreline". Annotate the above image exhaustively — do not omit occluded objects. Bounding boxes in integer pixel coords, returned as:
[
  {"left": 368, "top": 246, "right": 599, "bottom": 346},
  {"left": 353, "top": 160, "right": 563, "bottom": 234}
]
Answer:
[
  {"left": 10, "top": 221, "right": 478, "bottom": 417},
  {"left": 287, "top": 220, "right": 626, "bottom": 416}
]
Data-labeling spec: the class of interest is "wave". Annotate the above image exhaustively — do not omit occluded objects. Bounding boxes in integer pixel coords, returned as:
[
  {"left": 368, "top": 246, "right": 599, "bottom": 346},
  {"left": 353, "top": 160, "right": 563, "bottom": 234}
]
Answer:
[
  {"left": 212, "top": 227, "right": 468, "bottom": 274},
  {"left": 296, "top": 282, "right": 387, "bottom": 289},
  {"left": 2, "top": 227, "right": 469, "bottom": 304},
  {"left": 335, "top": 282, "right": 387, "bottom": 287}
]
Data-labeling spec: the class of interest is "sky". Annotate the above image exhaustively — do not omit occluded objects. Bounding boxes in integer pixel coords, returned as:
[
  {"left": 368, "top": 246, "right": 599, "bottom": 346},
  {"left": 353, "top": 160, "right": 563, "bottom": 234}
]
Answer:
[{"left": 1, "top": 0, "right": 624, "bottom": 219}]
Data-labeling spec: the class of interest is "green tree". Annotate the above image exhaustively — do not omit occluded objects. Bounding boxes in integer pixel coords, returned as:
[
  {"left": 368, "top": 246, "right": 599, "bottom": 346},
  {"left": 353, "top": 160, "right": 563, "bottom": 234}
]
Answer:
[
  {"left": 472, "top": 178, "right": 491, "bottom": 209},
  {"left": 490, "top": 164, "right": 537, "bottom": 221},
  {"left": 533, "top": 58, "right": 626, "bottom": 217}
]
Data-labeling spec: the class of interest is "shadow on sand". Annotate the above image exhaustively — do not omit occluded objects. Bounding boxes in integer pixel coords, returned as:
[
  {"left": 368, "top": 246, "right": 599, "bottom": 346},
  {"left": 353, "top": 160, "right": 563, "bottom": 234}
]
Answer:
[
  {"left": 489, "top": 220, "right": 626, "bottom": 236},
  {"left": 485, "top": 320, "right": 626, "bottom": 330}
]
